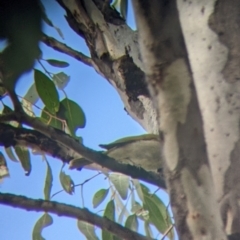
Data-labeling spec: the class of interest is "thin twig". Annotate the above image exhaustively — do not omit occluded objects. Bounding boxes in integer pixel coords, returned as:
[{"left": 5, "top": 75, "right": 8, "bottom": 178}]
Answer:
[
  {"left": 17, "top": 94, "right": 67, "bottom": 130},
  {"left": 41, "top": 33, "right": 93, "bottom": 67},
  {"left": 161, "top": 224, "right": 174, "bottom": 240},
  {"left": 51, "top": 172, "right": 102, "bottom": 199}
]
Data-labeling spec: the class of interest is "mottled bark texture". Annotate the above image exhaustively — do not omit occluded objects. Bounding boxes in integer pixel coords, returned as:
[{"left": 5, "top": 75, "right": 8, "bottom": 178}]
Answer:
[{"left": 0, "top": 0, "right": 239, "bottom": 239}]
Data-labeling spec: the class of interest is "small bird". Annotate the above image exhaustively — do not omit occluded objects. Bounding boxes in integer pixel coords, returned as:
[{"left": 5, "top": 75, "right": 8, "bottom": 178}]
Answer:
[{"left": 69, "top": 134, "right": 163, "bottom": 173}]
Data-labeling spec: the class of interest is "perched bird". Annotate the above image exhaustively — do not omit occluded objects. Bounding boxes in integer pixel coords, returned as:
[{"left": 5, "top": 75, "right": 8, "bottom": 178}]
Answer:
[{"left": 69, "top": 134, "right": 163, "bottom": 173}]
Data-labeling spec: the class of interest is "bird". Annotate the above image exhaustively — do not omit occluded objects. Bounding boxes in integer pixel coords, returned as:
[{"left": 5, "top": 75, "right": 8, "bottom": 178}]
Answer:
[{"left": 69, "top": 134, "right": 163, "bottom": 173}]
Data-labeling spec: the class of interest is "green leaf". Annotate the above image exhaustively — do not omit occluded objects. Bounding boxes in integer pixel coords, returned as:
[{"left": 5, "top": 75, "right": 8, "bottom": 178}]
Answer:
[
  {"left": 118, "top": 199, "right": 130, "bottom": 224},
  {"left": 44, "top": 159, "right": 53, "bottom": 200},
  {"left": 34, "top": 69, "right": 59, "bottom": 113},
  {"left": 22, "top": 83, "right": 39, "bottom": 117},
  {"left": 2, "top": 104, "right": 13, "bottom": 114},
  {"left": 53, "top": 72, "right": 70, "bottom": 90},
  {"left": 102, "top": 200, "right": 115, "bottom": 240},
  {"left": 104, "top": 200, "right": 115, "bottom": 220},
  {"left": 151, "top": 194, "right": 174, "bottom": 239},
  {"left": 41, "top": 107, "right": 62, "bottom": 130},
  {"left": 23, "top": 83, "right": 39, "bottom": 104},
  {"left": 92, "top": 188, "right": 109, "bottom": 208},
  {"left": 125, "top": 214, "right": 138, "bottom": 232},
  {"left": 14, "top": 146, "right": 31, "bottom": 175},
  {"left": 46, "top": 59, "right": 69, "bottom": 68},
  {"left": 131, "top": 201, "right": 148, "bottom": 219},
  {"left": 59, "top": 167, "right": 74, "bottom": 194},
  {"left": 32, "top": 213, "right": 53, "bottom": 240},
  {"left": 132, "top": 179, "right": 144, "bottom": 202},
  {"left": 0, "top": 152, "right": 9, "bottom": 181},
  {"left": 140, "top": 184, "right": 174, "bottom": 238},
  {"left": 111, "top": 0, "right": 120, "bottom": 9},
  {"left": 141, "top": 184, "right": 167, "bottom": 234},
  {"left": 111, "top": 0, "right": 128, "bottom": 20},
  {"left": 131, "top": 201, "right": 142, "bottom": 214},
  {"left": 77, "top": 221, "right": 99, "bottom": 240},
  {"left": 5, "top": 147, "right": 18, "bottom": 162},
  {"left": 144, "top": 221, "right": 153, "bottom": 239},
  {"left": 58, "top": 98, "right": 86, "bottom": 136},
  {"left": 39, "top": 1, "right": 64, "bottom": 39},
  {"left": 109, "top": 173, "right": 129, "bottom": 200},
  {"left": 68, "top": 158, "right": 91, "bottom": 170},
  {"left": 39, "top": 1, "right": 53, "bottom": 27},
  {"left": 120, "top": 0, "right": 128, "bottom": 20}
]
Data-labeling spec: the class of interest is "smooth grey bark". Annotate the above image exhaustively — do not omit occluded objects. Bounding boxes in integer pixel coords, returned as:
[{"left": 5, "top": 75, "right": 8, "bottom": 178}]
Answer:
[
  {"left": 132, "top": 1, "right": 225, "bottom": 239},
  {"left": 178, "top": 0, "right": 240, "bottom": 237},
  {"left": 53, "top": 0, "right": 240, "bottom": 239}
]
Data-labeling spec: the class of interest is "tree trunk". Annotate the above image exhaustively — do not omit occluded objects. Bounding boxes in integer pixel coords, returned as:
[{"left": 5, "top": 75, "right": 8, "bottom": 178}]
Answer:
[{"left": 23, "top": 0, "right": 240, "bottom": 238}]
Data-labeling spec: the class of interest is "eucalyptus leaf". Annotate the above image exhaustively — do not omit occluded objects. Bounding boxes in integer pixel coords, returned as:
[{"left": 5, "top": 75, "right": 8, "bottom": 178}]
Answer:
[
  {"left": 32, "top": 213, "right": 53, "bottom": 240},
  {"left": 58, "top": 98, "right": 86, "bottom": 136},
  {"left": 34, "top": 69, "right": 59, "bottom": 113},
  {"left": 0, "top": 152, "right": 9, "bottom": 181},
  {"left": 125, "top": 214, "right": 138, "bottom": 232},
  {"left": 120, "top": 0, "right": 128, "bottom": 20},
  {"left": 102, "top": 200, "right": 115, "bottom": 240},
  {"left": 39, "top": 1, "right": 64, "bottom": 39},
  {"left": 141, "top": 184, "right": 168, "bottom": 234},
  {"left": 109, "top": 173, "right": 129, "bottom": 200},
  {"left": 23, "top": 83, "right": 39, "bottom": 104},
  {"left": 113, "top": 187, "right": 130, "bottom": 223},
  {"left": 118, "top": 200, "right": 129, "bottom": 224},
  {"left": 22, "top": 83, "right": 39, "bottom": 116},
  {"left": 2, "top": 104, "right": 13, "bottom": 114},
  {"left": 44, "top": 159, "right": 53, "bottom": 200},
  {"left": 77, "top": 221, "right": 99, "bottom": 240},
  {"left": 68, "top": 158, "right": 91, "bottom": 170},
  {"left": 46, "top": 59, "right": 69, "bottom": 68},
  {"left": 144, "top": 221, "right": 154, "bottom": 239},
  {"left": 5, "top": 147, "right": 18, "bottom": 162},
  {"left": 111, "top": 0, "right": 128, "bottom": 20},
  {"left": 53, "top": 72, "right": 70, "bottom": 90},
  {"left": 41, "top": 107, "right": 62, "bottom": 130},
  {"left": 92, "top": 188, "right": 109, "bottom": 208},
  {"left": 104, "top": 199, "right": 115, "bottom": 220},
  {"left": 59, "top": 168, "right": 74, "bottom": 194},
  {"left": 132, "top": 179, "right": 144, "bottom": 202},
  {"left": 151, "top": 194, "right": 174, "bottom": 239},
  {"left": 14, "top": 146, "right": 31, "bottom": 175},
  {"left": 131, "top": 201, "right": 145, "bottom": 216}
]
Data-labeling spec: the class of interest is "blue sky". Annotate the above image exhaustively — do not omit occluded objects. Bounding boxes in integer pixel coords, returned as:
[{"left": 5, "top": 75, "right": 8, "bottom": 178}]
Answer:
[{"left": 0, "top": 1, "right": 170, "bottom": 239}]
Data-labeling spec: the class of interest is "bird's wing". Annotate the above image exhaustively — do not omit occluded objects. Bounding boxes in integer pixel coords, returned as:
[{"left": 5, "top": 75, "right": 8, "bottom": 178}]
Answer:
[{"left": 99, "top": 134, "right": 159, "bottom": 150}]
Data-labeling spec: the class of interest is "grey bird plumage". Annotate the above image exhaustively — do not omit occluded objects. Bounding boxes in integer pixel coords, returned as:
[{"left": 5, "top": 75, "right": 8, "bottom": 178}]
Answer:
[{"left": 69, "top": 134, "right": 163, "bottom": 173}]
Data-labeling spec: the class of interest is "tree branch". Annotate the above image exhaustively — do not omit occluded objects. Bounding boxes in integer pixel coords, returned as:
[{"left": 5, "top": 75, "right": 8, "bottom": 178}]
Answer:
[
  {"left": 22, "top": 114, "right": 166, "bottom": 188},
  {"left": 41, "top": 33, "right": 93, "bottom": 67},
  {"left": 0, "top": 117, "right": 166, "bottom": 188},
  {"left": 0, "top": 193, "right": 151, "bottom": 240}
]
